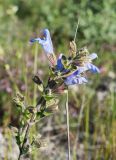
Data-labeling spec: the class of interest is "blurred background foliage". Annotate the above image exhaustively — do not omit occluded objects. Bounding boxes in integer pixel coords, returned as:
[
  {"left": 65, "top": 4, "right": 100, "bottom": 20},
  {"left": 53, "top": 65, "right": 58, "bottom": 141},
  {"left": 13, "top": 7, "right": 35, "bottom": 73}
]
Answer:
[{"left": 0, "top": 0, "right": 116, "bottom": 159}]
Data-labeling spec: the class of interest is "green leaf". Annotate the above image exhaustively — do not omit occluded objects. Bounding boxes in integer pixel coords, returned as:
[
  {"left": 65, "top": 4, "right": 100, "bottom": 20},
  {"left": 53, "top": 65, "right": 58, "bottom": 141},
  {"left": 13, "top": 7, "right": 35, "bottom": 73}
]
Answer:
[
  {"left": 46, "top": 98, "right": 59, "bottom": 108},
  {"left": 43, "top": 111, "right": 53, "bottom": 116},
  {"left": 43, "top": 94, "right": 55, "bottom": 101},
  {"left": 13, "top": 92, "right": 25, "bottom": 110},
  {"left": 31, "top": 136, "right": 47, "bottom": 149},
  {"left": 36, "top": 110, "right": 45, "bottom": 119},
  {"left": 38, "top": 84, "right": 44, "bottom": 92}
]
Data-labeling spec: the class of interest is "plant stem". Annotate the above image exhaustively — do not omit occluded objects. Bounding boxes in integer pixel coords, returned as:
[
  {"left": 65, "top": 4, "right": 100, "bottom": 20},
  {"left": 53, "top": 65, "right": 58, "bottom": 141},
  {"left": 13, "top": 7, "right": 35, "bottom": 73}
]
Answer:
[
  {"left": 66, "top": 90, "right": 71, "bottom": 160},
  {"left": 33, "top": 42, "right": 38, "bottom": 106},
  {"left": 72, "top": 95, "right": 85, "bottom": 160},
  {"left": 18, "top": 114, "right": 34, "bottom": 160}
]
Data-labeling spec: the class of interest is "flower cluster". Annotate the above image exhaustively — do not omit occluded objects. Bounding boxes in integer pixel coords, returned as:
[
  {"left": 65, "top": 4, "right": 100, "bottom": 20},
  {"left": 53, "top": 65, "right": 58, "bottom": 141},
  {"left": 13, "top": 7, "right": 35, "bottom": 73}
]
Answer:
[{"left": 30, "top": 29, "right": 99, "bottom": 87}]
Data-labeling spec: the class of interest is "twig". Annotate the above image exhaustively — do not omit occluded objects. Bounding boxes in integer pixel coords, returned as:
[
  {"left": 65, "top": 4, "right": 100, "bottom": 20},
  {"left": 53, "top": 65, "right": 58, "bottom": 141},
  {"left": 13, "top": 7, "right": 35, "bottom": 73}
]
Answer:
[
  {"left": 74, "top": 19, "right": 79, "bottom": 42},
  {"left": 66, "top": 90, "right": 71, "bottom": 160}
]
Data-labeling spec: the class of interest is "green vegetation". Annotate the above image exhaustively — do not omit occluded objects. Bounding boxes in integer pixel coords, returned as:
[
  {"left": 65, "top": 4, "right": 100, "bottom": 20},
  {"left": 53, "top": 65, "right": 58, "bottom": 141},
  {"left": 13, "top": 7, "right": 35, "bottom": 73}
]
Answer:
[{"left": 0, "top": 0, "right": 116, "bottom": 159}]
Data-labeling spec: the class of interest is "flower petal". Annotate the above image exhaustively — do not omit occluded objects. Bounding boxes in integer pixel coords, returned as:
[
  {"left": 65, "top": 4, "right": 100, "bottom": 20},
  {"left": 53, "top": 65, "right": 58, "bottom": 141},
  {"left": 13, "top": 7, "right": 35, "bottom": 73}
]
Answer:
[
  {"left": 56, "top": 54, "right": 64, "bottom": 71},
  {"left": 30, "top": 38, "right": 41, "bottom": 43},
  {"left": 73, "top": 67, "right": 87, "bottom": 75},
  {"left": 88, "top": 53, "right": 98, "bottom": 60},
  {"left": 77, "top": 77, "right": 88, "bottom": 84},
  {"left": 30, "top": 29, "right": 54, "bottom": 55},
  {"left": 30, "top": 39, "right": 36, "bottom": 43},
  {"left": 85, "top": 63, "right": 100, "bottom": 73},
  {"left": 64, "top": 75, "right": 88, "bottom": 85},
  {"left": 41, "top": 29, "right": 54, "bottom": 54}
]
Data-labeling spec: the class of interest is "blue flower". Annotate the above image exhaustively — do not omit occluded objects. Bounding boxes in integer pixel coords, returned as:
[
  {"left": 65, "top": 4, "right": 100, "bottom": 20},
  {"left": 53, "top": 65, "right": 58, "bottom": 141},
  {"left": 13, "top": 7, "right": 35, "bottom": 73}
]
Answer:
[
  {"left": 55, "top": 52, "right": 99, "bottom": 85},
  {"left": 64, "top": 72, "right": 88, "bottom": 85},
  {"left": 64, "top": 67, "right": 88, "bottom": 85},
  {"left": 56, "top": 54, "right": 70, "bottom": 74},
  {"left": 30, "top": 29, "right": 54, "bottom": 55},
  {"left": 73, "top": 52, "right": 100, "bottom": 74},
  {"left": 85, "top": 63, "right": 100, "bottom": 73},
  {"left": 64, "top": 52, "right": 99, "bottom": 86},
  {"left": 56, "top": 54, "right": 64, "bottom": 71},
  {"left": 85, "top": 53, "right": 100, "bottom": 73}
]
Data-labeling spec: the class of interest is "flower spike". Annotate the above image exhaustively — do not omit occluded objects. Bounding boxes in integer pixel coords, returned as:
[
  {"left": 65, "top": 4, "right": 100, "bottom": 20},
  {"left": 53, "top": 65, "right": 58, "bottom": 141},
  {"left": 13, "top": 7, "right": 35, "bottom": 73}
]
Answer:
[{"left": 30, "top": 29, "right": 99, "bottom": 86}]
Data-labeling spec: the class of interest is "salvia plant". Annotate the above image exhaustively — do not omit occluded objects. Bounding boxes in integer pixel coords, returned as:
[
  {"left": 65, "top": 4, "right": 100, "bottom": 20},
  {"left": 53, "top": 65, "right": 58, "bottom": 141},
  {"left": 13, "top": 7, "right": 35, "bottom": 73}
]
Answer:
[{"left": 13, "top": 28, "right": 99, "bottom": 160}]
